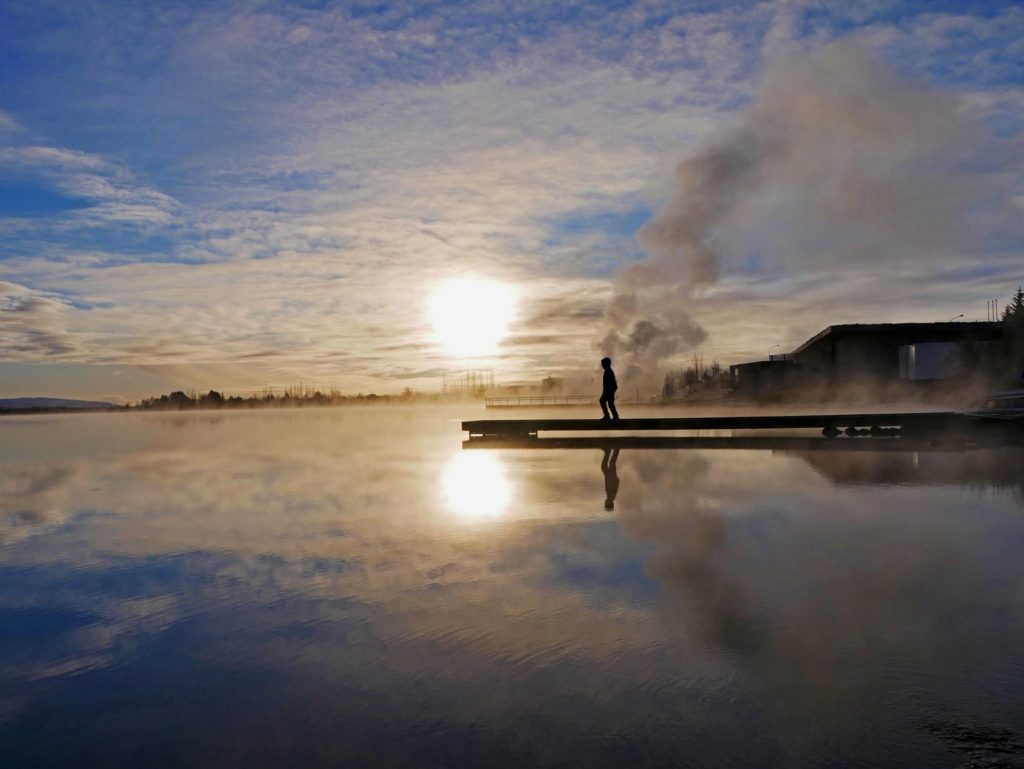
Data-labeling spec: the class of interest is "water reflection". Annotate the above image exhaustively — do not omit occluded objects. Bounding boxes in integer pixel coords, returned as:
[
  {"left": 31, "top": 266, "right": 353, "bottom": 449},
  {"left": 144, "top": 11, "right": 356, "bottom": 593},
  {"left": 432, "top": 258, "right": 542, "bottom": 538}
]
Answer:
[
  {"left": 469, "top": 434, "right": 1024, "bottom": 498},
  {"left": 471, "top": 433, "right": 1024, "bottom": 763},
  {"left": 600, "top": 447, "right": 620, "bottom": 511},
  {"left": 1, "top": 410, "right": 1023, "bottom": 767},
  {"left": 0, "top": 465, "right": 83, "bottom": 544},
  {"left": 441, "top": 452, "right": 511, "bottom": 521},
  {"left": 794, "top": 446, "right": 1024, "bottom": 494}
]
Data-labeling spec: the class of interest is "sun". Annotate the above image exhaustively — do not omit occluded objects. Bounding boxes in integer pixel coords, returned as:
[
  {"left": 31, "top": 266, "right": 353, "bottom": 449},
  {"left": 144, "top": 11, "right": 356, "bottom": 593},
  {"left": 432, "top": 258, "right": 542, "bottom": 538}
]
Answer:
[{"left": 428, "top": 278, "right": 516, "bottom": 359}]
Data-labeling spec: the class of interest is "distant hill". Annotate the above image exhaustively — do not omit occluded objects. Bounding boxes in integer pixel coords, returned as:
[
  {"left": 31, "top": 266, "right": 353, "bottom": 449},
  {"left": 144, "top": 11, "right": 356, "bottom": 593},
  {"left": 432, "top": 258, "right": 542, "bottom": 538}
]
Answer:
[{"left": 0, "top": 397, "right": 117, "bottom": 411}]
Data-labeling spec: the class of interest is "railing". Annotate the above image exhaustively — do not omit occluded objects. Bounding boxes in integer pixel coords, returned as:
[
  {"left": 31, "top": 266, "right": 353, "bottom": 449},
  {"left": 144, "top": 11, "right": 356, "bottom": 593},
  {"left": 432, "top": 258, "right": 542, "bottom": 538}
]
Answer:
[{"left": 485, "top": 395, "right": 595, "bottom": 407}]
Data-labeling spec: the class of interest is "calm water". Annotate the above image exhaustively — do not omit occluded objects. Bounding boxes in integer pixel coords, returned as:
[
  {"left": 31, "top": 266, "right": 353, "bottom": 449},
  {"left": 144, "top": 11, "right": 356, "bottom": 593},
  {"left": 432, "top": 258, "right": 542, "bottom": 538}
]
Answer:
[{"left": 1, "top": 406, "right": 1023, "bottom": 768}]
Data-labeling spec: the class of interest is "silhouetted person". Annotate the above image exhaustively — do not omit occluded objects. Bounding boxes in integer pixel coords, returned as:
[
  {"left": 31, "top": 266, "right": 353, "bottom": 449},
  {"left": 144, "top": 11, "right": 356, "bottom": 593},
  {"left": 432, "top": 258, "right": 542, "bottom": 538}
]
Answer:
[
  {"left": 601, "top": 447, "right": 620, "bottom": 511},
  {"left": 600, "top": 357, "right": 619, "bottom": 420}
]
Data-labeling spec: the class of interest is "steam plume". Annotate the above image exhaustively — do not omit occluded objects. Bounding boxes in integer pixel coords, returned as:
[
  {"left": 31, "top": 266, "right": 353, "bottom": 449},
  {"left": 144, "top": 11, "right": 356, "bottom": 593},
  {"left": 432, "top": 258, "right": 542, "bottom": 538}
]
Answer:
[{"left": 603, "top": 41, "right": 971, "bottom": 374}]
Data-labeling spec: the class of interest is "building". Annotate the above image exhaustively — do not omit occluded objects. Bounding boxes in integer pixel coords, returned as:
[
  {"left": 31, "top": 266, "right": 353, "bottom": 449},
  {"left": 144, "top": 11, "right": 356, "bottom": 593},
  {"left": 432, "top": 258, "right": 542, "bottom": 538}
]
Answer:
[
  {"left": 730, "top": 322, "right": 1002, "bottom": 398},
  {"left": 729, "top": 358, "right": 797, "bottom": 398}
]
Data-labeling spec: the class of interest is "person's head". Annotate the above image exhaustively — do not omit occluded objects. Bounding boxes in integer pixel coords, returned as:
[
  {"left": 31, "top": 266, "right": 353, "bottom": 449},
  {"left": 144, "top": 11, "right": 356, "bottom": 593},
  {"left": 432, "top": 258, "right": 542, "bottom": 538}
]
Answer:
[{"left": 600, "top": 357, "right": 611, "bottom": 369}]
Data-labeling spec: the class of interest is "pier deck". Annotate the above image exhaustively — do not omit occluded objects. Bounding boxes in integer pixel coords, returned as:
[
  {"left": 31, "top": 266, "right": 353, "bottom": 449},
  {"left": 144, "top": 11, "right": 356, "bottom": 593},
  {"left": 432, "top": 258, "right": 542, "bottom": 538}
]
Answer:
[{"left": 462, "top": 411, "right": 966, "bottom": 438}]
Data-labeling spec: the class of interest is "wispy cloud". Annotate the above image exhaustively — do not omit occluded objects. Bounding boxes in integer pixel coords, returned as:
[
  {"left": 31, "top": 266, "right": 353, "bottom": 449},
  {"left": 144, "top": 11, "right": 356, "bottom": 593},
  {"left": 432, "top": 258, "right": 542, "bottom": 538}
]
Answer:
[
  {"left": 0, "top": 109, "right": 20, "bottom": 133},
  {"left": 0, "top": 144, "right": 177, "bottom": 230},
  {"left": 0, "top": 281, "right": 85, "bottom": 359}
]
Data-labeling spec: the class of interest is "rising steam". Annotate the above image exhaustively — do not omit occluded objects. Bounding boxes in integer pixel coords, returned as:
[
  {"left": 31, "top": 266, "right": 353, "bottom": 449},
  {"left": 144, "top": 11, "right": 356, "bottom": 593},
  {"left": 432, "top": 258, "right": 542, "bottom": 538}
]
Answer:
[{"left": 602, "top": 41, "right": 972, "bottom": 375}]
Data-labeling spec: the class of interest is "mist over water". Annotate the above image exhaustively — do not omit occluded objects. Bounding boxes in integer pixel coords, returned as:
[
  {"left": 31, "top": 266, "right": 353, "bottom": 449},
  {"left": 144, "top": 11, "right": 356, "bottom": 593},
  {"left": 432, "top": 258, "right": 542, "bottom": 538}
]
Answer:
[{"left": 1, "top": 407, "right": 1023, "bottom": 768}]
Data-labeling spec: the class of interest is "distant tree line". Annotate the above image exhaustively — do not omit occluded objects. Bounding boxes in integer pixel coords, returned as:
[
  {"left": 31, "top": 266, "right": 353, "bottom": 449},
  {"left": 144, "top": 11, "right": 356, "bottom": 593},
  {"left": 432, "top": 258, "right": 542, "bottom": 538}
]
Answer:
[
  {"left": 662, "top": 354, "right": 726, "bottom": 400},
  {"left": 133, "top": 385, "right": 447, "bottom": 410}
]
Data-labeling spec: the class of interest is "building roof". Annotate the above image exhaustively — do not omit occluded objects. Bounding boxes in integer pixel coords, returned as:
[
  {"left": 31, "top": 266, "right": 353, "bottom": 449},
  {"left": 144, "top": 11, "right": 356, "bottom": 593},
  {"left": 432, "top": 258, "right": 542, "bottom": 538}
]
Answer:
[
  {"left": 791, "top": 322, "right": 1002, "bottom": 355},
  {"left": 729, "top": 359, "right": 795, "bottom": 371}
]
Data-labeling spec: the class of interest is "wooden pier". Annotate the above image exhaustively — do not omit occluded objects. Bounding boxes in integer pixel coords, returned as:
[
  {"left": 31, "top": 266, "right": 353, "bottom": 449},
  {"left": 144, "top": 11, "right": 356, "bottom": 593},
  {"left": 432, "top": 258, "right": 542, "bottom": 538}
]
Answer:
[{"left": 462, "top": 411, "right": 967, "bottom": 438}]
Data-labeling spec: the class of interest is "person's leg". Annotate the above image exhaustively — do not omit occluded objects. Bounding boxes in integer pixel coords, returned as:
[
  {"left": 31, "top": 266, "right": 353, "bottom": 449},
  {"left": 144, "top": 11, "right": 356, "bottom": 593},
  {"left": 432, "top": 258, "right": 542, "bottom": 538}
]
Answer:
[
  {"left": 599, "top": 392, "right": 610, "bottom": 419},
  {"left": 609, "top": 396, "right": 619, "bottom": 420}
]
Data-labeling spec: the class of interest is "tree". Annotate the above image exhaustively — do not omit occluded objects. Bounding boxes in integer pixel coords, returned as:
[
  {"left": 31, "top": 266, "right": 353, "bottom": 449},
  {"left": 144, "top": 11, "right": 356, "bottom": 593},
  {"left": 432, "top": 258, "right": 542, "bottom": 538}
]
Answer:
[
  {"left": 663, "top": 373, "right": 675, "bottom": 399},
  {"left": 167, "top": 390, "right": 192, "bottom": 408},
  {"left": 1002, "top": 286, "right": 1024, "bottom": 322},
  {"left": 1000, "top": 286, "right": 1024, "bottom": 386},
  {"left": 201, "top": 390, "right": 225, "bottom": 406}
]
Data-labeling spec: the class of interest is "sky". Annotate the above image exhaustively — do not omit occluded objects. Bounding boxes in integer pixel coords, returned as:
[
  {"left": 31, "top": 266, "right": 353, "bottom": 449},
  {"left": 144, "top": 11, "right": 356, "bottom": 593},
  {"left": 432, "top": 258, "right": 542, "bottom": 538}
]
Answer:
[{"left": 0, "top": 0, "right": 1022, "bottom": 401}]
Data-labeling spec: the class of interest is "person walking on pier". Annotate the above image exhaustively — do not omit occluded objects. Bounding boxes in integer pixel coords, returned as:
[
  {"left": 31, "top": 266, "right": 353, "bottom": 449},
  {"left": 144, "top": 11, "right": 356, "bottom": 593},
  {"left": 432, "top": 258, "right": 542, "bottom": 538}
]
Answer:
[{"left": 600, "top": 357, "right": 619, "bottom": 420}]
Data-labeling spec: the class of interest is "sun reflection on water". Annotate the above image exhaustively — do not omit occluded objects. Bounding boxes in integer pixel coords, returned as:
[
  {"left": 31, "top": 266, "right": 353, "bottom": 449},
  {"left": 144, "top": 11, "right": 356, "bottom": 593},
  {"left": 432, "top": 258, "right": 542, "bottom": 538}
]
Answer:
[{"left": 441, "top": 452, "right": 511, "bottom": 521}]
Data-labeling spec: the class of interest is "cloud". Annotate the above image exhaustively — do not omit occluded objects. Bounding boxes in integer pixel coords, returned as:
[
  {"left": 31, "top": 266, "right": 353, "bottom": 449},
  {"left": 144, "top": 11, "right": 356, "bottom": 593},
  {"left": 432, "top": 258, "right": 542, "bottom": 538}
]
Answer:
[
  {"left": 0, "top": 109, "right": 20, "bottom": 133},
  {"left": 0, "top": 145, "right": 177, "bottom": 229},
  {"left": 0, "top": 2, "right": 1022, "bottom": 395},
  {"left": 0, "top": 282, "right": 85, "bottom": 359}
]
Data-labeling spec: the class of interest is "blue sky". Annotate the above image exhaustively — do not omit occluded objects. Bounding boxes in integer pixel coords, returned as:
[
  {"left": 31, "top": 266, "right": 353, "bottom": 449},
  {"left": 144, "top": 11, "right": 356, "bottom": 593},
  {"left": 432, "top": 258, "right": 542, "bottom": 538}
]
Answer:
[{"left": 0, "top": 0, "right": 1022, "bottom": 399}]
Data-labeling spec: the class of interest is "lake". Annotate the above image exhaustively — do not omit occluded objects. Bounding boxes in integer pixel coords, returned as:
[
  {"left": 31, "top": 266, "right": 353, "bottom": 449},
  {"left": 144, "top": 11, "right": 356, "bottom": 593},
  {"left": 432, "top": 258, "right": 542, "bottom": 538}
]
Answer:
[{"left": 1, "top": 406, "right": 1023, "bottom": 768}]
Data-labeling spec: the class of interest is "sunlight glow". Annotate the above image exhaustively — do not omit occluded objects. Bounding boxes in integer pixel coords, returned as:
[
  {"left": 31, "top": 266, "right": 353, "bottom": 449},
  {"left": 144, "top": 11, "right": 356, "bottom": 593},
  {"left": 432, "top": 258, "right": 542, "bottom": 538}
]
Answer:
[
  {"left": 442, "top": 452, "right": 511, "bottom": 522},
  {"left": 428, "top": 278, "right": 516, "bottom": 359}
]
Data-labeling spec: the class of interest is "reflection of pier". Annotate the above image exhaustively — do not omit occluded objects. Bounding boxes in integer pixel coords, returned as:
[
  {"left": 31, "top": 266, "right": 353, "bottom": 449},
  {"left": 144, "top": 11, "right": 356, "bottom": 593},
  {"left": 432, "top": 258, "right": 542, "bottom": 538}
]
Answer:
[
  {"left": 463, "top": 412, "right": 967, "bottom": 438},
  {"left": 795, "top": 446, "right": 1024, "bottom": 487},
  {"left": 463, "top": 435, "right": 1024, "bottom": 493},
  {"left": 463, "top": 435, "right": 1007, "bottom": 452}
]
